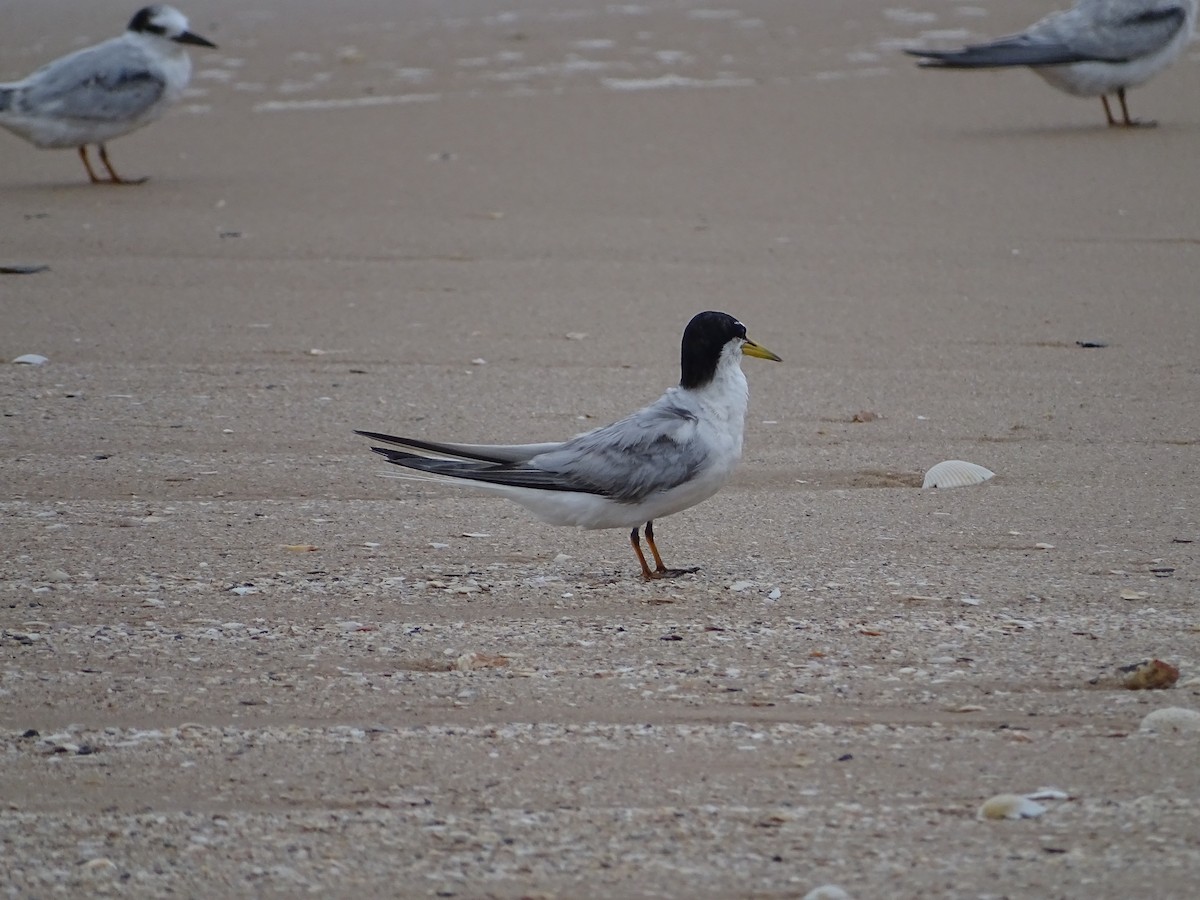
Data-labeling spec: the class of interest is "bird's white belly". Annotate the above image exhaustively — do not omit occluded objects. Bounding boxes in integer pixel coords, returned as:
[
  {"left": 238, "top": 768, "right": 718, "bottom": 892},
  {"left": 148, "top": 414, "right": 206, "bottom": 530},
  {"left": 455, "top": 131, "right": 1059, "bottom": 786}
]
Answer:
[
  {"left": 2, "top": 108, "right": 162, "bottom": 148},
  {"left": 509, "top": 462, "right": 736, "bottom": 530}
]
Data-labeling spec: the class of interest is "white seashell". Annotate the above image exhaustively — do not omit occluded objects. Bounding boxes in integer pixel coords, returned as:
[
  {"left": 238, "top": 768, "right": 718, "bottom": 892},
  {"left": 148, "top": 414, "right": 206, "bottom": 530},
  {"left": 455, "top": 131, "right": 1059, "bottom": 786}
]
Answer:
[
  {"left": 923, "top": 459, "right": 995, "bottom": 489},
  {"left": 1138, "top": 707, "right": 1200, "bottom": 734},
  {"left": 1026, "top": 787, "right": 1070, "bottom": 801},
  {"left": 12, "top": 353, "right": 48, "bottom": 365},
  {"left": 81, "top": 857, "right": 118, "bottom": 875},
  {"left": 978, "top": 793, "right": 1046, "bottom": 820},
  {"left": 803, "top": 887, "right": 851, "bottom": 900}
]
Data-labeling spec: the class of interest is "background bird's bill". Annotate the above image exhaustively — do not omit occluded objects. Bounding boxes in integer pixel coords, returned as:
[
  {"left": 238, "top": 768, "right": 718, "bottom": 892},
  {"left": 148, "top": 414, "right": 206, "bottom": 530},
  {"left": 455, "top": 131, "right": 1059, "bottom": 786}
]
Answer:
[{"left": 175, "top": 31, "right": 217, "bottom": 48}]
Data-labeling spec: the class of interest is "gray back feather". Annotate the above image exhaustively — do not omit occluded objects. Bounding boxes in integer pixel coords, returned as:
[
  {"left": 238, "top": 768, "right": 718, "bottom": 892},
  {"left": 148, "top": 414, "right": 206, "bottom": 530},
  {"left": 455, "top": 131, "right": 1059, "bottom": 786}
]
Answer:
[
  {"left": 18, "top": 40, "right": 165, "bottom": 121},
  {"left": 531, "top": 402, "right": 703, "bottom": 502},
  {"left": 1037, "top": 0, "right": 1190, "bottom": 62}
]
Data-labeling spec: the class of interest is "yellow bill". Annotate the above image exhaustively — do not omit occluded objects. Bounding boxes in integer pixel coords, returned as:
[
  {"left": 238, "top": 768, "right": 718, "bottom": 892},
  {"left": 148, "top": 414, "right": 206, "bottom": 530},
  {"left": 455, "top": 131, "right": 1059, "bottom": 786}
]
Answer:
[{"left": 742, "top": 338, "right": 782, "bottom": 362}]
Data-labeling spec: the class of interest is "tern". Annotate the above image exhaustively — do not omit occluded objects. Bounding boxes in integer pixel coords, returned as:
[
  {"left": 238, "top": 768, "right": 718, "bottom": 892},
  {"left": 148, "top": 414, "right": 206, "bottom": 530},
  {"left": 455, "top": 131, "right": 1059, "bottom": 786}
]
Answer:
[
  {"left": 0, "top": 5, "right": 217, "bottom": 183},
  {"left": 905, "top": 0, "right": 1197, "bottom": 126},
  {"left": 358, "top": 311, "right": 781, "bottom": 580}
]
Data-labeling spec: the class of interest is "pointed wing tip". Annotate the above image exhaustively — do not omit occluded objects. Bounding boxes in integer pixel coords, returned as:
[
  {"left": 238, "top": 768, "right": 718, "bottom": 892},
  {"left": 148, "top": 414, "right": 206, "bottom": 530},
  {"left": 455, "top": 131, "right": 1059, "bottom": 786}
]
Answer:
[
  {"left": 905, "top": 48, "right": 954, "bottom": 64},
  {"left": 356, "top": 429, "right": 408, "bottom": 446}
]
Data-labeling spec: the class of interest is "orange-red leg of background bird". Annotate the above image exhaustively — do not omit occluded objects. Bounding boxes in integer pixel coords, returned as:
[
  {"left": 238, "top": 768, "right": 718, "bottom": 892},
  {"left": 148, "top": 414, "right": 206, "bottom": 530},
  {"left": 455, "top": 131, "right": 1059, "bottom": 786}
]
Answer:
[
  {"left": 1101, "top": 95, "right": 1117, "bottom": 126},
  {"left": 1117, "top": 88, "right": 1154, "bottom": 128},
  {"left": 78, "top": 146, "right": 102, "bottom": 183},
  {"left": 99, "top": 143, "right": 147, "bottom": 184}
]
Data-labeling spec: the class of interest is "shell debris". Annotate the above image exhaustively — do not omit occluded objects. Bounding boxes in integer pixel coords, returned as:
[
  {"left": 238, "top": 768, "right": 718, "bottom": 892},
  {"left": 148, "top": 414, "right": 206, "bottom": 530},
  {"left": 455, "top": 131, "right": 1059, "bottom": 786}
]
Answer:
[
  {"left": 978, "top": 793, "right": 1047, "bottom": 821},
  {"left": 1122, "top": 659, "right": 1180, "bottom": 690},
  {"left": 923, "top": 459, "right": 994, "bottom": 489},
  {"left": 1138, "top": 707, "right": 1200, "bottom": 734},
  {"left": 803, "top": 887, "right": 852, "bottom": 900}
]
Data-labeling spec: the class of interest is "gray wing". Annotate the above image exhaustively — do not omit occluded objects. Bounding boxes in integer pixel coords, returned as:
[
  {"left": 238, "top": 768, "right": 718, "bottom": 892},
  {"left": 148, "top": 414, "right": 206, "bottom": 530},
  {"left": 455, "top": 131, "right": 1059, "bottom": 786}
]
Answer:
[
  {"left": 18, "top": 41, "right": 165, "bottom": 121},
  {"left": 906, "top": 36, "right": 1093, "bottom": 68},
  {"left": 527, "top": 400, "right": 704, "bottom": 502},
  {"left": 1041, "top": 0, "right": 1190, "bottom": 62},
  {"left": 907, "top": 1, "right": 1189, "bottom": 67},
  {"left": 359, "top": 399, "right": 704, "bottom": 502}
]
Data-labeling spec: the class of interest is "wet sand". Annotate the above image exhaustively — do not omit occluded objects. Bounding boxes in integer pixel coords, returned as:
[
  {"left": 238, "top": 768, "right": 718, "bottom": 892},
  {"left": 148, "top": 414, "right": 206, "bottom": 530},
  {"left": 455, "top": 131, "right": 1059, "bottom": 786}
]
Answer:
[{"left": 3, "top": 1, "right": 1199, "bottom": 896}]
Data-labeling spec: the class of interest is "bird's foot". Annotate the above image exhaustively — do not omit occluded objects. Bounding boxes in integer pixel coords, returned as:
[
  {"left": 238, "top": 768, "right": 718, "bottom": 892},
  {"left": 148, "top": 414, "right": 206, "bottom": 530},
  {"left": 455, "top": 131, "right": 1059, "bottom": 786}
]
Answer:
[
  {"left": 96, "top": 145, "right": 148, "bottom": 184},
  {"left": 1106, "top": 90, "right": 1155, "bottom": 129},
  {"left": 644, "top": 566, "right": 699, "bottom": 581}
]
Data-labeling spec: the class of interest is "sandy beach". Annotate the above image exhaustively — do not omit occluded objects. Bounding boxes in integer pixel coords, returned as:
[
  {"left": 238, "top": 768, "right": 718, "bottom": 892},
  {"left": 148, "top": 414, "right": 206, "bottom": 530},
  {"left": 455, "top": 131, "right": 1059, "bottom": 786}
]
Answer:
[{"left": 3, "top": 1, "right": 1199, "bottom": 896}]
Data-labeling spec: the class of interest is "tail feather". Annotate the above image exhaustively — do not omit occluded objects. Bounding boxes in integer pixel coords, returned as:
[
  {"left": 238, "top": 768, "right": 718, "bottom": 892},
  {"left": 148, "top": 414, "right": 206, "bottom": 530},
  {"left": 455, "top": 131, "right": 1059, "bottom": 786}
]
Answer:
[
  {"left": 906, "top": 40, "right": 1089, "bottom": 69},
  {"left": 366, "top": 445, "right": 599, "bottom": 495},
  {"left": 354, "top": 429, "right": 561, "bottom": 464}
]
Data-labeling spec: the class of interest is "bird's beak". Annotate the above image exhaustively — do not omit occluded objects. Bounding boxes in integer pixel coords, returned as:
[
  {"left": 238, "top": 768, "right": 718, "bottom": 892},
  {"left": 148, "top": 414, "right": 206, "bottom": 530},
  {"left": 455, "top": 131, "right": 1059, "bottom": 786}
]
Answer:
[
  {"left": 174, "top": 31, "right": 218, "bottom": 49},
  {"left": 742, "top": 338, "right": 781, "bottom": 362}
]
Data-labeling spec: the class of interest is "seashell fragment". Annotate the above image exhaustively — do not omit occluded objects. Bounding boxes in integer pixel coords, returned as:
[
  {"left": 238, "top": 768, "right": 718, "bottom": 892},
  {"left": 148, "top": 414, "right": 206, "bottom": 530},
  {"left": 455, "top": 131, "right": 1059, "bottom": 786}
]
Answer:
[
  {"left": 1138, "top": 707, "right": 1200, "bottom": 734},
  {"left": 1025, "top": 787, "right": 1070, "bottom": 801},
  {"left": 1122, "top": 659, "right": 1180, "bottom": 690},
  {"left": 803, "top": 887, "right": 851, "bottom": 900},
  {"left": 978, "top": 793, "right": 1046, "bottom": 820},
  {"left": 923, "top": 460, "right": 994, "bottom": 489},
  {"left": 12, "top": 353, "right": 48, "bottom": 365},
  {"left": 81, "top": 857, "right": 118, "bottom": 875},
  {"left": 454, "top": 652, "right": 510, "bottom": 671}
]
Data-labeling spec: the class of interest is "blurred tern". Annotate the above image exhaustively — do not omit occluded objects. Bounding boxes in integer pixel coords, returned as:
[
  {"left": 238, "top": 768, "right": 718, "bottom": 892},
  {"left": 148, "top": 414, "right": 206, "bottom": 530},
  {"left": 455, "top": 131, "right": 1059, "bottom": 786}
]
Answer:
[
  {"left": 358, "top": 311, "right": 781, "bottom": 581},
  {"left": 0, "top": 5, "right": 217, "bottom": 183},
  {"left": 905, "top": 0, "right": 1196, "bottom": 126}
]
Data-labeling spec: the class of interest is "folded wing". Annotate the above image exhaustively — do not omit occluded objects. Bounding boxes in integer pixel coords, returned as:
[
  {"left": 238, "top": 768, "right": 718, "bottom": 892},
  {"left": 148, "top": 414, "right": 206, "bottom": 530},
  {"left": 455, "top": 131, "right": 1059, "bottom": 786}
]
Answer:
[
  {"left": 906, "top": 36, "right": 1091, "bottom": 68},
  {"left": 357, "top": 398, "right": 706, "bottom": 504},
  {"left": 907, "top": 3, "right": 1189, "bottom": 67},
  {"left": 20, "top": 43, "right": 166, "bottom": 122}
]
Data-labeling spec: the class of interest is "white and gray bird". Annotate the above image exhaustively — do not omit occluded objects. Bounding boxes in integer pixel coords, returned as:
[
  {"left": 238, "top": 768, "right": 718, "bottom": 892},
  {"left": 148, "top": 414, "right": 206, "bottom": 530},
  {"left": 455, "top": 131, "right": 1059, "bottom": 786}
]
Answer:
[
  {"left": 357, "top": 311, "right": 781, "bottom": 581},
  {"left": 0, "top": 5, "right": 217, "bottom": 183},
  {"left": 906, "top": 0, "right": 1197, "bottom": 127}
]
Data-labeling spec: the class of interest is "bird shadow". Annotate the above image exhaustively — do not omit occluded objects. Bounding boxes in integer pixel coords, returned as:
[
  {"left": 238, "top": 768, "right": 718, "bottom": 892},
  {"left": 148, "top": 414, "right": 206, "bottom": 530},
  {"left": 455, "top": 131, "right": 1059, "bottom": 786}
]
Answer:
[
  {"left": 939, "top": 120, "right": 1196, "bottom": 141},
  {"left": 5, "top": 179, "right": 152, "bottom": 193}
]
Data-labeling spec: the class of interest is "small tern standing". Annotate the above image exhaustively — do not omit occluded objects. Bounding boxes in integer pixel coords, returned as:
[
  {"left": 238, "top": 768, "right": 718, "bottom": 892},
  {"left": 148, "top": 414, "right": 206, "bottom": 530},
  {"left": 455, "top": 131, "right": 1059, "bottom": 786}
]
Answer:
[
  {"left": 357, "top": 311, "right": 781, "bottom": 581},
  {"left": 0, "top": 5, "right": 217, "bottom": 183},
  {"left": 905, "top": 0, "right": 1197, "bottom": 127}
]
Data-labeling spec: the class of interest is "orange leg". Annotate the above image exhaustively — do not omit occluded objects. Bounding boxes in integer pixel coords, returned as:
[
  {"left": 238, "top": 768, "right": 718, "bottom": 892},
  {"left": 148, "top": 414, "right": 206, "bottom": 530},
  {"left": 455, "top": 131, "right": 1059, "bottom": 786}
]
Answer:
[
  {"left": 1100, "top": 95, "right": 1117, "bottom": 127},
  {"left": 98, "top": 143, "right": 148, "bottom": 184},
  {"left": 1116, "top": 87, "right": 1155, "bottom": 129},
  {"left": 629, "top": 527, "right": 655, "bottom": 580},
  {"left": 642, "top": 520, "right": 698, "bottom": 579},
  {"left": 77, "top": 146, "right": 102, "bottom": 183},
  {"left": 1104, "top": 89, "right": 1155, "bottom": 129}
]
